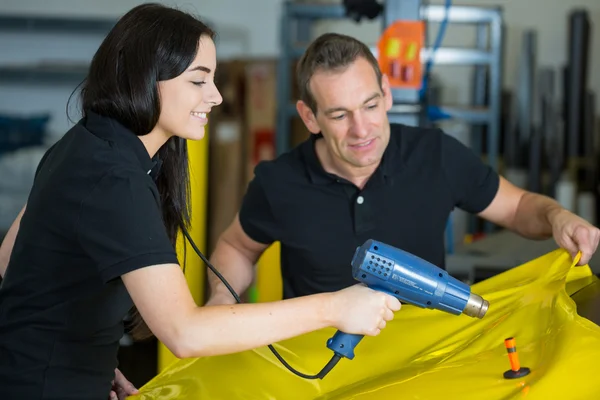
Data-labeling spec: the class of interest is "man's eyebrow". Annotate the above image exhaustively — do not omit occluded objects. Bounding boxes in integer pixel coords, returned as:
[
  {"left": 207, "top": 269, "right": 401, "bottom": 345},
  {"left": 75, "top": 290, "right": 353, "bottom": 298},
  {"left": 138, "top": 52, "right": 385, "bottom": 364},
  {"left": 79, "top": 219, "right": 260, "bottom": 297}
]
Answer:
[
  {"left": 362, "top": 92, "right": 381, "bottom": 104},
  {"left": 324, "top": 93, "right": 381, "bottom": 115},
  {"left": 188, "top": 65, "right": 211, "bottom": 73}
]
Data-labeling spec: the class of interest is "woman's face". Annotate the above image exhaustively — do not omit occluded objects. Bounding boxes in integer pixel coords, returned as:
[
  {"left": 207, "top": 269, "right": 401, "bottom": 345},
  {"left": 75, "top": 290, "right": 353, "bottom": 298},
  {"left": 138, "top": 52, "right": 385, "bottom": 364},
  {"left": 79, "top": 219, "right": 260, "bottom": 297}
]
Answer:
[{"left": 156, "top": 34, "right": 223, "bottom": 141}]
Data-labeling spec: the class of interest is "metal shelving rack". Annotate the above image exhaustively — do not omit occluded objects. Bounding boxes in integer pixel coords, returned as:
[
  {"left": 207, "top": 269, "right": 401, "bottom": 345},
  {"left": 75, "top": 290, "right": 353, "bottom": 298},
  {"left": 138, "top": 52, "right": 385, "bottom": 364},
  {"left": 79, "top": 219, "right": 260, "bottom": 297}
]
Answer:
[
  {"left": 275, "top": 1, "right": 504, "bottom": 172},
  {"left": 0, "top": 15, "right": 116, "bottom": 84}
]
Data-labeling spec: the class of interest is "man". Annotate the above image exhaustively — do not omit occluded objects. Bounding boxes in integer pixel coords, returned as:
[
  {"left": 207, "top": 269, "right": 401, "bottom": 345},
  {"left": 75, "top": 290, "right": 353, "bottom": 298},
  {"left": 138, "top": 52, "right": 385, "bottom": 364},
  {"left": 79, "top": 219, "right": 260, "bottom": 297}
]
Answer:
[{"left": 206, "top": 32, "right": 599, "bottom": 305}]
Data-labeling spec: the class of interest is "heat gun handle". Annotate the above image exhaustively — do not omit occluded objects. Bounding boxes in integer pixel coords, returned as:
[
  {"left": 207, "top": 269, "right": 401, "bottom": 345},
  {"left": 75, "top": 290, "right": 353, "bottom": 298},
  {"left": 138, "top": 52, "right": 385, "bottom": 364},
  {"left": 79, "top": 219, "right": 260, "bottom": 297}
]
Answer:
[{"left": 326, "top": 330, "right": 364, "bottom": 360}]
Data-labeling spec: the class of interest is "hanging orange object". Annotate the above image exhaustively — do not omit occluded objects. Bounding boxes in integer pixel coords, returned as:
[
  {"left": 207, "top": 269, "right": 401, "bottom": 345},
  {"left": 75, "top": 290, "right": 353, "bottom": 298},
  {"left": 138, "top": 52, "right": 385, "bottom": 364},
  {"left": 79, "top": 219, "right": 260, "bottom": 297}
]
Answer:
[{"left": 377, "top": 20, "right": 424, "bottom": 89}]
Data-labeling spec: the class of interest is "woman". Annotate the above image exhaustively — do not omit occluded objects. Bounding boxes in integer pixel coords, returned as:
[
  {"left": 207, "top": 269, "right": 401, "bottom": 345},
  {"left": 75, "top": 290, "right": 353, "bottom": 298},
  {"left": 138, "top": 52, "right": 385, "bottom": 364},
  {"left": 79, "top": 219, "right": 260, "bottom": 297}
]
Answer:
[{"left": 0, "top": 3, "right": 401, "bottom": 399}]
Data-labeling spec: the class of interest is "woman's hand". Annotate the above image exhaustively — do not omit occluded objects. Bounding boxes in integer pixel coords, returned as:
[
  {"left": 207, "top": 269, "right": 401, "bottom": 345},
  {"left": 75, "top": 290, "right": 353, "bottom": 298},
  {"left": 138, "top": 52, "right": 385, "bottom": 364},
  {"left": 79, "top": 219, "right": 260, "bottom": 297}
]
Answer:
[{"left": 328, "top": 284, "right": 401, "bottom": 336}]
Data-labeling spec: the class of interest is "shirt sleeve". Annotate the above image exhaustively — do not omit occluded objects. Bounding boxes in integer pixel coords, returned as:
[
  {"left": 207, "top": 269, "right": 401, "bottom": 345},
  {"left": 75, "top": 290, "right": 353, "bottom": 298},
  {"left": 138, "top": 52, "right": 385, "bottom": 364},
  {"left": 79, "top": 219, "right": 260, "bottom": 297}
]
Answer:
[
  {"left": 77, "top": 168, "right": 180, "bottom": 283},
  {"left": 441, "top": 132, "right": 500, "bottom": 214},
  {"left": 238, "top": 165, "right": 280, "bottom": 245},
  {"left": 34, "top": 142, "right": 57, "bottom": 179}
]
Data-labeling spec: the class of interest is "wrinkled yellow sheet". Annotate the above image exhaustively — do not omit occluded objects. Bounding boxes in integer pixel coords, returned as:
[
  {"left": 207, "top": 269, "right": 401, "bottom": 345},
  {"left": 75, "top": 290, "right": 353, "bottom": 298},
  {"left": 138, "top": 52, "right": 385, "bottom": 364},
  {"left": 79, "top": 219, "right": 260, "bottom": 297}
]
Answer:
[{"left": 135, "top": 249, "right": 600, "bottom": 399}]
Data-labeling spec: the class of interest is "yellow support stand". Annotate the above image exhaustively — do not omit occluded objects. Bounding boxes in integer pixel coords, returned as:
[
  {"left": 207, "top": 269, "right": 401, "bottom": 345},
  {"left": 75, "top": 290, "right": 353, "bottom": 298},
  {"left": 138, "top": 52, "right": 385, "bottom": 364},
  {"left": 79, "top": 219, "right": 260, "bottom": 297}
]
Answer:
[
  {"left": 252, "top": 242, "right": 283, "bottom": 303},
  {"left": 157, "top": 133, "right": 209, "bottom": 372}
]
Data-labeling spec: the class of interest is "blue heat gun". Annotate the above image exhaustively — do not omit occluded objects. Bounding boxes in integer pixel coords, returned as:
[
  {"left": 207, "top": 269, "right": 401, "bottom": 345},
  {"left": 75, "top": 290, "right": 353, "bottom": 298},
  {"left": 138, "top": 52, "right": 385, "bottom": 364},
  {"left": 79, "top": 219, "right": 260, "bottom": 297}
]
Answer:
[{"left": 326, "top": 239, "right": 489, "bottom": 360}]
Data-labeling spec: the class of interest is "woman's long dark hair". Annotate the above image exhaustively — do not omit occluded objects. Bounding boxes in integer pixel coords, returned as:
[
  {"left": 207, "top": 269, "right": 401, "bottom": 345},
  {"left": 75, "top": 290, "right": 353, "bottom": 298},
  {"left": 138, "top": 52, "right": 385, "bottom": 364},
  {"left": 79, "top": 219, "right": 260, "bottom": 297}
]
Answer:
[{"left": 79, "top": 3, "right": 215, "bottom": 340}]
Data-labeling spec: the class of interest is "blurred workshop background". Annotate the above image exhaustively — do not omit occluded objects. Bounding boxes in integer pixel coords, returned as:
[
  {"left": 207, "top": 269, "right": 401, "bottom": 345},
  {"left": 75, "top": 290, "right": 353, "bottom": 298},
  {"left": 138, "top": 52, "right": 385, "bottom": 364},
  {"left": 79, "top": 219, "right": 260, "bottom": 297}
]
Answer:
[{"left": 0, "top": 0, "right": 598, "bottom": 388}]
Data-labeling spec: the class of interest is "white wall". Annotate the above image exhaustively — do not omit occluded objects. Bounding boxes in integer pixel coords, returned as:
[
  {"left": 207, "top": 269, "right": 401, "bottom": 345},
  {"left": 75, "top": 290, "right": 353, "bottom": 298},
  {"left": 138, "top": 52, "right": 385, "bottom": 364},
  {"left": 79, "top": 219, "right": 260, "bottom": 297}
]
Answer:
[
  {"left": 312, "top": 0, "right": 600, "bottom": 113},
  {"left": 0, "top": 0, "right": 283, "bottom": 138},
  {"left": 0, "top": 0, "right": 598, "bottom": 136},
  {"left": 0, "top": 0, "right": 282, "bottom": 58}
]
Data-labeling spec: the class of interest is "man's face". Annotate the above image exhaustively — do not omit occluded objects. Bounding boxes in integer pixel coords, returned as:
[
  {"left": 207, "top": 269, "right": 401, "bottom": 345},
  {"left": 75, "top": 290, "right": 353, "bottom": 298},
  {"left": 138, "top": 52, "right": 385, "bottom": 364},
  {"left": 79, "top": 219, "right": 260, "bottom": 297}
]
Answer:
[{"left": 297, "top": 57, "right": 393, "bottom": 171}]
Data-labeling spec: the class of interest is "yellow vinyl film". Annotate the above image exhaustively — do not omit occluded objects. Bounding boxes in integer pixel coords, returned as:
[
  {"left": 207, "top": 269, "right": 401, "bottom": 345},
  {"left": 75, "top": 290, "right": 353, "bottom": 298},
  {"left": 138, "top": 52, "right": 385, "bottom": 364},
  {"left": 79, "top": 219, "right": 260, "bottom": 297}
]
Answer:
[{"left": 139, "top": 248, "right": 600, "bottom": 399}]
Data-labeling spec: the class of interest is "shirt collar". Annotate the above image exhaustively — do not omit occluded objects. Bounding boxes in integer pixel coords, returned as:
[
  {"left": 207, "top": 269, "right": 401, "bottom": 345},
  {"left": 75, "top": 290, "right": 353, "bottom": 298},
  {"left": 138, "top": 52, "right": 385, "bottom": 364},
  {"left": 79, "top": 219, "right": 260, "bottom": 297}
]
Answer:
[
  {"left": 302, "top": 131, "right": 398, "bottom": 186},
  {"left": 83, "top": 111, "right": 161, "bottom": 179},
  {"left": 301, "top": 133, "right": 338, "bottom": 185}
]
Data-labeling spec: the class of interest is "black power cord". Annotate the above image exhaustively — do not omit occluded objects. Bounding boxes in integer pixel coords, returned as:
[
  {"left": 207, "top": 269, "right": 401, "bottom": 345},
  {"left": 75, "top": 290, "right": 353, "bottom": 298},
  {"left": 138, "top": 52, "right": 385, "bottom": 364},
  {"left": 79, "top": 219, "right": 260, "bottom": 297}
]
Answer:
[{"left": 181, "top": 227, "right": 341, "bottom": 380}]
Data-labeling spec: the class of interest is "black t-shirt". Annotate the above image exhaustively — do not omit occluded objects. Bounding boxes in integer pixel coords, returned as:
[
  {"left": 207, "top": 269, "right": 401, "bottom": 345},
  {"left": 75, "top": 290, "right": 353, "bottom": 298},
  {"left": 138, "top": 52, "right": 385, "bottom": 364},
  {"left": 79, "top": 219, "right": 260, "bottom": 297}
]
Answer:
[
  {"left": 239, "top": 124, "right": 499, "bottom": 299},
  {"left": 0, "top": 112, "right": 179, "bottom": 399}
]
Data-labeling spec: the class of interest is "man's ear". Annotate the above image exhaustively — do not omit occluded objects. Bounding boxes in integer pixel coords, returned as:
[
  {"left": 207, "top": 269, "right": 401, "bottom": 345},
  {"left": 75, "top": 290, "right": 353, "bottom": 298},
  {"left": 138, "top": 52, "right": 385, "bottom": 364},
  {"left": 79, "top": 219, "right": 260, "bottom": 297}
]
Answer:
[
  {"left": 381, "top": 74, "right": 393, "bottom": 111},
  {"left": 296, "top": 100, "right": 321, "bottom": 134}
]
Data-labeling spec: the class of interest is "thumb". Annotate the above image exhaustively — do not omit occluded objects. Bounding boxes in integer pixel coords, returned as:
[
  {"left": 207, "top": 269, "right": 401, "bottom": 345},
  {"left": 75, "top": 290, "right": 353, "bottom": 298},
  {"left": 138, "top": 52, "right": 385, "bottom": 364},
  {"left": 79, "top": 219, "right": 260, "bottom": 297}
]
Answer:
[
  {"left": 557, "top": 233, "right": 579, "bottom": 258},
  {"left": 126, "top": 382, "right": 139, "bottom": 394}
]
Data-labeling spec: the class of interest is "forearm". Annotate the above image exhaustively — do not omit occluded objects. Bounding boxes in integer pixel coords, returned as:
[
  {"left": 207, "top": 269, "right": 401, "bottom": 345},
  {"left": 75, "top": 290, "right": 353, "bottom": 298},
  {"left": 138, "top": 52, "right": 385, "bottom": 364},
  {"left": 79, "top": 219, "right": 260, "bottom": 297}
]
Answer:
[
  {"left": 125, "top": 263, "right": 396, "bottom": 360},
  {"left": 0, "top": 206, "right": 25, "bottom": 278},
  {"left": 512, "top": 192, "right": 563, "bottom": 239},
  {"left": 176, "top": 293, "right": 333, "bottom": 358},
  {"left": 0, "top": 232, "right": 14, "bottom": 278},
  {"left": 207, "top": 239, "right": 256, "bottom": 302}
]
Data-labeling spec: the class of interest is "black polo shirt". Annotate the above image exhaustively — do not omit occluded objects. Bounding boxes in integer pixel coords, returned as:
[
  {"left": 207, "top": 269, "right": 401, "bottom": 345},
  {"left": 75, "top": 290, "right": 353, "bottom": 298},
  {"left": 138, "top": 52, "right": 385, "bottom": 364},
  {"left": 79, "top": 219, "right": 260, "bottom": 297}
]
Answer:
[
  {"left": 0, "top": 112, "right": 179, "bottom": 399},
  {"left": 239, "top": 123, "right": 499, "bottom": 299}
]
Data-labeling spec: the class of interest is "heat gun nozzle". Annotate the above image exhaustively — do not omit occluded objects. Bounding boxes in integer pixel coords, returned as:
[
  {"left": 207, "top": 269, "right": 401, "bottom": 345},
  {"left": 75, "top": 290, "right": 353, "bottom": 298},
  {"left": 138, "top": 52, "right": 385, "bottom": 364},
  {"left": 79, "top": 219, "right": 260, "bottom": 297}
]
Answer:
[{"left": 463, "top": 293, "right": 489, "bottom": 319}]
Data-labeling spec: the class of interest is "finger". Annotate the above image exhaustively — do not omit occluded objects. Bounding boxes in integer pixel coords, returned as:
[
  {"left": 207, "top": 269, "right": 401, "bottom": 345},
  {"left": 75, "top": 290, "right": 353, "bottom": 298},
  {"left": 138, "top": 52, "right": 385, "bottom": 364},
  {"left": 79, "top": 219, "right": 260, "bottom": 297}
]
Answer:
[
  {"left": 579, "top": 249, "right": 592, "bottom": 265},
  {"left": 590, "top": 228, "right": 600, "bottom": 263},
  {"left": 591, "top": 228, "right": 600, "bottom": 254},
  {"left": 109, "top": 390, "right": 118, "bottom": 400},
  {"left": 558, "top": 232, "right": 579, "bottom": 258},
  {"left": 114, "top": 369, "right": 138, "bottom": 394},
  {"left": 116, "top": 383, "right": 139, "bottom": 398},
  {"left": 116, "top": 386, "right": 127, "bottom": 399},
  {"left": 114, "top": 368, "right": 125, "bottom": 383},
  {"left": 383, "top": 308, "right": 395, "bottom": 321},
  {"left": 369, "top": 328, "right": 381, "bottom": 336},
  {"left": 116, "top": 387, "right": 134, "bottom": 400},
  {"left": 378, "top": 319, "right": 387, "bottom": 330},
  {"left": 584, "top": 226, "right": 600, "bottom": 259},
  {"left": 124, "top": 383, "right": 139, "bottom": 395},
  {"left": 386, "top": 295, "right": 402, "bottom": 311},
  {"left": 573, "top": 226, "right": 593, "bottom": 265}
]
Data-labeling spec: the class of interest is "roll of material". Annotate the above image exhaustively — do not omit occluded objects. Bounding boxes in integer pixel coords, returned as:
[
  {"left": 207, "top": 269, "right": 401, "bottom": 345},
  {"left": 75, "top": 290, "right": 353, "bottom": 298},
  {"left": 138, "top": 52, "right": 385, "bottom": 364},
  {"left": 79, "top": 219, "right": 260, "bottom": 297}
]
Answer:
[
  {"left": 582, "top": 92, "right": 596, "bottom": 191},
  {"left": 541, "top": 68, "right": 564, "bottom": 198},
  {"left": 528, "top": 126, "right": 543, "bottom": 193},
  {"left": 566, "top": 10, "right": 591, "bottom": 159},
  {"left": 518, "top": 31, "right": 536, "bottom": 161},
  {"left": 556, "top": 178, "right": 577, "bottom": 213},
  {"left": 577, "top": 192, "right": 596, "bottom": 225}
]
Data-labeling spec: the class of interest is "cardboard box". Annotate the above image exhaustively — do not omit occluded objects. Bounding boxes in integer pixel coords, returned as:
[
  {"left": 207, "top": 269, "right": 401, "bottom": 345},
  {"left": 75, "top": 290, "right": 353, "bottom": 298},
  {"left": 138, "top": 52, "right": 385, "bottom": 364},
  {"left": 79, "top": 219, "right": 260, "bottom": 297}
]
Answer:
[
  {"left": 206, "top": 59, "right": 280, "bottom": 253},
  {"left": 207, "top": 119, "right": 244, "bottom": 252},
  {"left": 244, "top": 60, "right": 278, "bottom": 183},
  {"left": 207, "top": 60, "right": 247, "bottom": 254}
]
